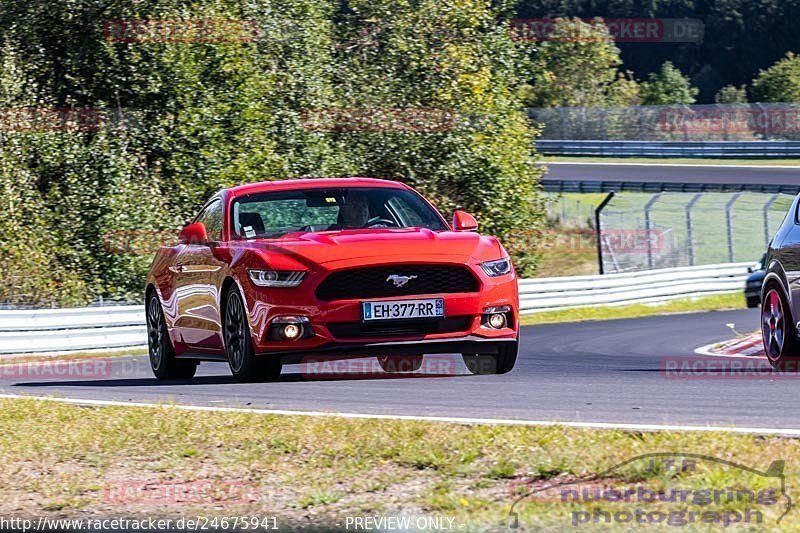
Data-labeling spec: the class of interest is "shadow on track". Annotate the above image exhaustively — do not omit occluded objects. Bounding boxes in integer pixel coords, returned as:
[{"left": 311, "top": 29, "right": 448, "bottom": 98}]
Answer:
[{"left": 10, "top": 370, "right": 473, "bottom": 388}]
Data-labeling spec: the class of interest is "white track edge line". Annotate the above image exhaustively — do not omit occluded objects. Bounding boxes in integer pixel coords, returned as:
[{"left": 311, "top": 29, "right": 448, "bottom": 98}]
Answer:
[{"left": 1, "top": 393, "right": 799, "bottom": 437}]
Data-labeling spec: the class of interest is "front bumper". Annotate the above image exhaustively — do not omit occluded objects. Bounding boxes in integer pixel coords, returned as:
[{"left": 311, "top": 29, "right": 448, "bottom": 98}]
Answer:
[
  {"left": 745, "top": 285, "right": 762, "bottom": 300},
  {"left": 239, "top": 264, "right": 519, "bottom": 357}
]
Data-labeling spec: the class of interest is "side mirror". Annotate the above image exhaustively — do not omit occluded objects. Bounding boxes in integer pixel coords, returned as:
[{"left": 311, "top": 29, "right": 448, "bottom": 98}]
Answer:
[
  {"left": 453, "top": 210, "right": 478, "bottom": 231},
  {"left": 179, "top": 222, "right": 209, "bottom": 245}
]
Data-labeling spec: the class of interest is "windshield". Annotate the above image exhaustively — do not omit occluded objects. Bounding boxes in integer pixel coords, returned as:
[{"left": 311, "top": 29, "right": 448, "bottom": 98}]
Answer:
[{"left": 231, "top": 187, "right": 448, "bottom": 239}]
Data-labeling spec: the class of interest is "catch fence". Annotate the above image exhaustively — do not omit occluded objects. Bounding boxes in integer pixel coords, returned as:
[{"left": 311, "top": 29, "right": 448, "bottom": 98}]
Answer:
[
  {"left": 529, "top": 103, "right": 800, "bottom": 141},
  {"left": 547, "top": 191, "right": 794, "bottom": 273}
]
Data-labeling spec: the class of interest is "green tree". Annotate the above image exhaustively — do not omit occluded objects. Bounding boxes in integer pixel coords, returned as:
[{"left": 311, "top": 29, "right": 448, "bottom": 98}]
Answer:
[
  {"left": 0, "top": 0, "right": 546, "bottom": 304},
  {"left": 714, "top": 84, "right": 748, "bottom": 104},
  {"left": 640, "top": 61, "right": 698, "bottom": 105},
  {"left": 329, "top": 0, "right": 544, "bottom": 273},
  {"left": 520, "top": 18, "right": 639, "bottom": 108},
  {"left": 751, "top": 53, "right": 800, "bottom": 102}
]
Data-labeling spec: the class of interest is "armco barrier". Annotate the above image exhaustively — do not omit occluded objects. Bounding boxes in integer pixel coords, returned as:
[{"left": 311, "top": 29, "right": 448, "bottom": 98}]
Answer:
[
  {"left": 519, "top": 262, "right": 751, "bottom": 313},
  {"left": 0, "top": 262, "right": 750, "bottom": 353},
  {"left": 0, "top": 305, "right": 146, "bottom": 355},
  {"left": 536, "top": 140, "right": 800, "bottom": 158}
]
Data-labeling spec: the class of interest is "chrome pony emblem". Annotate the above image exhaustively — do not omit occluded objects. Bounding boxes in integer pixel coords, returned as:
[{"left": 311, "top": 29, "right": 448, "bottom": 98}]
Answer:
[{"left": 386, "top": 274, "right": 418, "bottom": 288}]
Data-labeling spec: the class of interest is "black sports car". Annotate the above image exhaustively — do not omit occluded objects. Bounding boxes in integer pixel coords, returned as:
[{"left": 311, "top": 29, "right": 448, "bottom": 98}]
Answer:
[
  {"left": 761, "top": 198, "right": 800, "bottom": 370},
  {"left": 745, "top": 254, "right": 766, "bottom": 308}
]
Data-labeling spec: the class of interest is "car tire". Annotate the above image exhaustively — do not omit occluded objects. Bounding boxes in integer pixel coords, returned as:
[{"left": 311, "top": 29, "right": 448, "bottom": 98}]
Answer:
[
  {"left": 377, "top": 355, "right": 423, "bottom": 373},
  {"left": 746, "top": 296, "right": 760, "bottom": 308},
  {"left": 462, "top": 341, "right": 518, "bottom": 375},
  {"left": 146, "top": 293, "right": 197, "bottom": 380},
  {"left": 762, "top": 283, "right": 800, "bottom": 372},
  {"left": 224, "top": 289, "right": 282, "bottom": 382}
]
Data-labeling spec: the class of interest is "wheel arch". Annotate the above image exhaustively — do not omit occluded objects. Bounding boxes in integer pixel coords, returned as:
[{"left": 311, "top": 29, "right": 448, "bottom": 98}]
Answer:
[
  {"left": 763, "top": 259, "right": 790, "bottom": 306},
  {"left": 145, "top": 283, "right": 158, "bottom": 303},
  {"left": 219, "top": 276, "right": 239, "bottom": 324},
  {"left": 763, "top": 271, "right": 794, "bottom": 329}
]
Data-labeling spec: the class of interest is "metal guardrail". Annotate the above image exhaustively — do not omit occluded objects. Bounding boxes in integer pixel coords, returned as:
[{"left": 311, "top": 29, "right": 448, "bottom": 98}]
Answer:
[
  {"left": 541, "top": 179, "right": 800, "bottom": 194},
  {"left": 519, "top": 262, "right": 750, "bottom": 313},
  {"left": 0, "top": 262, "right": 751, "bottom": 354},
  {"left": 0, "top": 305, "right": 146, "bottom": 354},
  {"left": 536, "top": 140, "right": 800, "bottom": 158}
]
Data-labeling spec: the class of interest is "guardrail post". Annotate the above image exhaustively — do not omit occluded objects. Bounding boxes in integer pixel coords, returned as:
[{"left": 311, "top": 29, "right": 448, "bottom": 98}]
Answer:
[
  {"left": 720, "top": 104, "right": 728, "bottom": 141},
  {"left": 763, "top": 193, "right": 780, "bottom": 247},
  {"left": 685, "top": 193, "right": 702, "bottom": 266},
  {"left": 644, "top": 193, "right": 662, "bottom": 270},
  {"left": 595, "top": 192, "right": 616, "bottom": 275},
  {"left": 725, "top": 192, "right": 743, "bottom": 263},
  {"left": 600, "top": 109, "right": 607, "bottom": 140}
]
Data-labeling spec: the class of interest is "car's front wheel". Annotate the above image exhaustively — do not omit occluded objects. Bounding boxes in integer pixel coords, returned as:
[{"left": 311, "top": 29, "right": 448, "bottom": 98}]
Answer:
[
  {"left": 146, "top": 293, "right": 197, "bottom": 380},
  {"left": 462, "top": 341, "right": 518, "bottom": 375},
  {"left": 224, "top": 289, "right": 282, "bottom": 382},
  {"left": 762, "top": 284, "right": 800, "bottom": 372}
]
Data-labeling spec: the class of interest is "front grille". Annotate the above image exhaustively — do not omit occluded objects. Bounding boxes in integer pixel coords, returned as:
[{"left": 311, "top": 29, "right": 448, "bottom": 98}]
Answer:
[
  {"left": 316, "top": 264, "right": 479, "bottom": 300},
  {"left": 327, "top": 316, "right": 473, "bottom": 338}
]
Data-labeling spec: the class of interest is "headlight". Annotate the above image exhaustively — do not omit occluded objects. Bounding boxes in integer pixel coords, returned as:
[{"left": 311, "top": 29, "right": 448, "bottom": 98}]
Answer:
[
  {"left": 480, "top": 257, "right": 512, "bottom": 277},
  {"left": 248, "top": 269, "right": 306, "bottom": 287}
]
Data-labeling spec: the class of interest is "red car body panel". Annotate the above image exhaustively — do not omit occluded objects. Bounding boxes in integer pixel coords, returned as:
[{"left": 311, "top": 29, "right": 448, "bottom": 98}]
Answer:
[{"left": 146, "top": 178, "right": 519, "bottom": 362}]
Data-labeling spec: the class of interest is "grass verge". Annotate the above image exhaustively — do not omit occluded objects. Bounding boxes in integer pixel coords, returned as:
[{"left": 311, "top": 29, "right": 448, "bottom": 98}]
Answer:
[
  {"left": 542, "top": 156, "right": 800, "bottom": 166},
  {"left": 0, "top": 398, "right": 797, "bottom": 530},
  {"left": 0, "top": 347, "right": 147, "bottom": 365},
  {"left": 520, "top": 293, "right": 747, "bottom": 326}
]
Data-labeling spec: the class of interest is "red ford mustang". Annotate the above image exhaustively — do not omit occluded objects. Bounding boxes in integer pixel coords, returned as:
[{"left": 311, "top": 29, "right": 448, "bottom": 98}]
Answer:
[{"left": 145, "top": 178, "right": 519, "bottom": 381}]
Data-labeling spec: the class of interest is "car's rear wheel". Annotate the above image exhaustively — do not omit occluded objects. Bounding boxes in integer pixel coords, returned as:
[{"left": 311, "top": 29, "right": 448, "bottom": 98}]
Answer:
[
  {"left": 762, "top": 284, "right": 800, "bottom": 372},
  {"left": 224, "top": 289, "right": 282, "bottom": 382},
  {"left": 146, "top": 293, "right": 197, "bottom": 380},
  {"left": 377, "top": 355, "right": 423, "bottom": 373},
  {"left": 462, "top": 341, "right": 518, "bottom": 375}
]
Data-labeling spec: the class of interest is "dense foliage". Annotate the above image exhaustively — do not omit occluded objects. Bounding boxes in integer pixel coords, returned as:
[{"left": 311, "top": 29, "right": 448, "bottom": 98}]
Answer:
[
  {"left": 751, "top": 53, "right": 800, "bottom": 103},
  {"left": 0, "top": 0, "right": 544, "bottom": 306},
  {"left": 518, "top": 18, "right": 640, "bottom": 107},
  {"left": 515, "top": 0, "right": 800, "bottom": 103},
  {"left": 639, "top": 61, "right": 698, "bottom": 105}
]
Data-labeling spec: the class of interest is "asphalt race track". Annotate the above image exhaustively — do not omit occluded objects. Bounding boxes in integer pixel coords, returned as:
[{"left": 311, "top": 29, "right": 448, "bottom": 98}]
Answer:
[
  {"left": 543, "top": 162, "right": 800, "bottom": 187},
  {"left": 6, "top": 307, "right": 798, "bottom": 430}
]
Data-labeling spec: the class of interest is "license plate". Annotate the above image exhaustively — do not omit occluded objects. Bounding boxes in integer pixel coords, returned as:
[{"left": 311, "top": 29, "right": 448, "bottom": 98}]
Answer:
[{"left": 362, "top": 298, "right": 444, "bottom": 321}]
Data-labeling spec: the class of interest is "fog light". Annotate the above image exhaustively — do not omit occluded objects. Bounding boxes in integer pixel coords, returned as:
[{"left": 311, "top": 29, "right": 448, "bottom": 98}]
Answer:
[
  {"left": 282, "top": 323, "right": 302, "bottom": 340},
  {"left": 488, "top": 313, "right": 506, "bottom": 329},
  {"left": 269, "top": 316, "right": 311, "bottom": 341}
]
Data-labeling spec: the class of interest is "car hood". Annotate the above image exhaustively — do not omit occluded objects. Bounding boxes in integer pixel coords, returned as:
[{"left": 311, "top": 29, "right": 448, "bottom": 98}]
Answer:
[{"left": 236, "top": 228, "right": 504, "bottom": 269}]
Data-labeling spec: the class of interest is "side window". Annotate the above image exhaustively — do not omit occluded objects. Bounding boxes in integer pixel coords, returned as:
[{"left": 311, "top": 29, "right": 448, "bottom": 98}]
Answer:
[
  {"left": 196, "top": 199, "right": 224, "bottom": 242},
  {"left": 387, "top": 194, "right": 435, "bottom": 228}
]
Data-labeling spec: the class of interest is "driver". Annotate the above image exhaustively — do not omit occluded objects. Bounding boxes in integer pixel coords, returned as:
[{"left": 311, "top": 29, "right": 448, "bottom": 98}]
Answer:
[{"left": 338, "top": 193, "right": 371, "bottom": 229}]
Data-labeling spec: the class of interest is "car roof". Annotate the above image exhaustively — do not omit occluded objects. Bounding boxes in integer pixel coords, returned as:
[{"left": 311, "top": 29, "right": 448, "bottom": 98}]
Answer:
[{"left": 228, "top": 177, "right": 409, "bottom": 199}]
